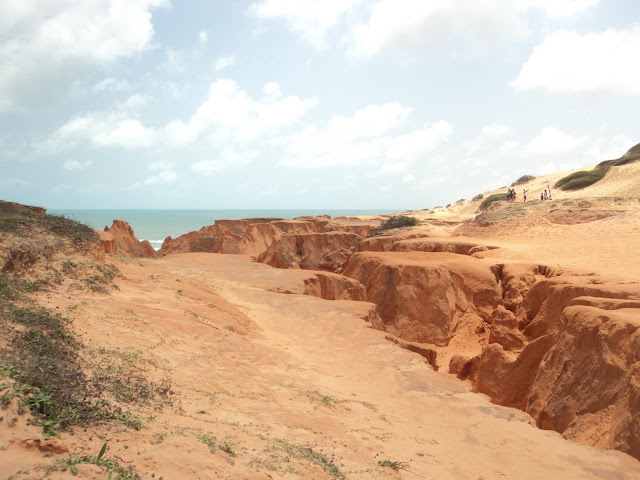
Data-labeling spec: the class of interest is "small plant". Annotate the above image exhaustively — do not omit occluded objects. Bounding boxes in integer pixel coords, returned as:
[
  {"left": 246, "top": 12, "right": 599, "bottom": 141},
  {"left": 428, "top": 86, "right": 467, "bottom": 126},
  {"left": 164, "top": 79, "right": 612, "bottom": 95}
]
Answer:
[
  {"left": 379, "top": 215, "right": 419, "bottom": 231},
  {"left": 305, "top": 390, "right": 340, "bottom": 407},
  {"left": 49, "top": 443, "right": 135, "bottom": 479},
  {"left": 378, "top": 459, "right": 409, "bottom": 471},
  {"left": 471, "top": 193, "right": 484, "bottom": 202},
  {"left": 198, "top": 433, "right": 217, "bottom": 453},
  {"left": 269, "top": 439, "right": 345, "bottom": 479},
  {"left": 220, "top": 441, "right": 237, "bottom": 457}
]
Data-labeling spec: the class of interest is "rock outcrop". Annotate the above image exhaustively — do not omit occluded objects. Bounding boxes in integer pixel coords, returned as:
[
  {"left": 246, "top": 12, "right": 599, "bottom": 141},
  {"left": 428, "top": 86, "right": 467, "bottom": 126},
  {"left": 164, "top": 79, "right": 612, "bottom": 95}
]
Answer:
[
  {"left": 257, "top": 232, "right": 362, "bottom": 271},
  {"left": 342, "top": 251, "right": 501, "bottom": 346},
  {"left": 468, "top": 280, "right": 640, "bottom": 459},
  {"left": 102, "top": 220, "right": 154, "bottom": 258},
  {"left": 157, "top": 216, "right": 383, "bottom": 263}
]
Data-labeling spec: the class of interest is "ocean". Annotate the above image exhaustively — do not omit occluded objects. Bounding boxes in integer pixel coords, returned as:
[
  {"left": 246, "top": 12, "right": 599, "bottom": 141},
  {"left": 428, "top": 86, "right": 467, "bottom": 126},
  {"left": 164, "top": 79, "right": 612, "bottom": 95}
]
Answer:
[{"left": 50, "top": 209, "right": 397, "bottom": 251}]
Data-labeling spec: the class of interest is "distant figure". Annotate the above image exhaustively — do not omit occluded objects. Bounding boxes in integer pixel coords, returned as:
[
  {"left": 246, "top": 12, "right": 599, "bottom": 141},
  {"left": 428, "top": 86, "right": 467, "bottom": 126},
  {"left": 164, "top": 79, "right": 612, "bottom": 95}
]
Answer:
[
  {"left": 544, "top": 189, "right": 548, "bottom": 200},
  {"left": 541, "top": 192, "right": 544, "bottom": 201},
  {"left": 523, "top": 189, "right": 528, "bottom": 202}
]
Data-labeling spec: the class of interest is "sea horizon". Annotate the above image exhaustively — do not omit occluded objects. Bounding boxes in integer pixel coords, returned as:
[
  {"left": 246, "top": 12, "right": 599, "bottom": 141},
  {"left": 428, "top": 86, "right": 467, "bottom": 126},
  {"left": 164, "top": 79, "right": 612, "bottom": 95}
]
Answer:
[{"left": 50, "top": 208, "right": 399, "bottom": 250}]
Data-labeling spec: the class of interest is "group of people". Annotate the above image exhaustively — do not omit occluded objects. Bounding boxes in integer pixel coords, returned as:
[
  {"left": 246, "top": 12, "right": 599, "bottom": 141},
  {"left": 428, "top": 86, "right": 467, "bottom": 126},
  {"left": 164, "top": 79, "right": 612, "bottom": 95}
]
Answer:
[{"left": 516, "top": 188, "right": 551, "bottom": 202}]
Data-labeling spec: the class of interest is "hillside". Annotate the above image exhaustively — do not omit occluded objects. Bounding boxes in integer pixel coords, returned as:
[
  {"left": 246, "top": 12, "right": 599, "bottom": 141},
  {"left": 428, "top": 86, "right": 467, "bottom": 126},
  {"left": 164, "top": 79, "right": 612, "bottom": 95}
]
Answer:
[{"left": 2, "top": 143, "right": 640, "bottom": 480}]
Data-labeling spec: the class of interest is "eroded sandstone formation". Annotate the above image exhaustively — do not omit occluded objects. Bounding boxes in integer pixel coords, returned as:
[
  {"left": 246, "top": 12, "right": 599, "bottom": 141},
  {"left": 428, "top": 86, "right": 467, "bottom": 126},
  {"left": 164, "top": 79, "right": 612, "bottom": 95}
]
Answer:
[
  {"left": 101, "top": 220, "right": 154, "bottom": 258},
  {"left": 341, "top": 251, "right": 501, "bottom": 346},
  {"left": 468, "top": 279, "right": 640, "bottom": 459},
  {"left": 93, "top": 210, "right": 640, "bottom": 461}
]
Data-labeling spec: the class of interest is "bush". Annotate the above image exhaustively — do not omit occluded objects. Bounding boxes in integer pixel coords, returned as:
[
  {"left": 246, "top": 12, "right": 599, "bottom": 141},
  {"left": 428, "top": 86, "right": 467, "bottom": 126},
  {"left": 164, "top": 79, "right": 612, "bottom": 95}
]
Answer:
[
  {"left": 511, "top": 175, "right": 535, "bottom": 186},
  {"left": 472, "top": 193, "right": 484, "bottom": 202},
  {"left": 379, "top": 215, "right": 419, "bottom": 231},
  {"left": 613, "top": 152, "right": 640, "bottom": 166},
  {"left": 478, "top": 193, "right": 509, "bottom": 211},
  {"left": 555, "top": 163, "right": 612, "bottom": 191}
]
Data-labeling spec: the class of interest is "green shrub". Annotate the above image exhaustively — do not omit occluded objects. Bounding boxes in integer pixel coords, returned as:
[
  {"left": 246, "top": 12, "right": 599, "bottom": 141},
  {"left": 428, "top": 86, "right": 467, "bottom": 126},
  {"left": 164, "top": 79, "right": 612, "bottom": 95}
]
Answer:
[
  {"left": 379, "top": 215, "right": 419, "bottom": 231},
  {"left": 511, "top": 175, "right": 535, "bottom": 186},
  {"left": 555, "top": 163, "right": 612, "bottom": 191},
  {"left": 613, "top": 152, "right": 640, "bottom": 166},
  {"left": 478, "top": 193, "right": 509, "bottom": 211},
  {"left": 472, "top": 193, "right": 484, "bottom": 202}
]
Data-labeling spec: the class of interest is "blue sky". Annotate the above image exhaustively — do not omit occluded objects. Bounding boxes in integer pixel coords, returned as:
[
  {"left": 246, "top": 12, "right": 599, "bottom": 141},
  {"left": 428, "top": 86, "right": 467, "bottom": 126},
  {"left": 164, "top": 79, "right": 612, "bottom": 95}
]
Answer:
[{"left": 1, "top": 0, "right": 638, "bottom": 210}]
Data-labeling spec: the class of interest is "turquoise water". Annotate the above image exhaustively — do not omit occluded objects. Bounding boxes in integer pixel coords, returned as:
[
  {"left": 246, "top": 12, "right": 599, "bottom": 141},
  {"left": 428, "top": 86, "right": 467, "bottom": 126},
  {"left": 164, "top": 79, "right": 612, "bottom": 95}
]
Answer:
[{"left": 50, "top": 209, "right": 396, "bottom": 250}]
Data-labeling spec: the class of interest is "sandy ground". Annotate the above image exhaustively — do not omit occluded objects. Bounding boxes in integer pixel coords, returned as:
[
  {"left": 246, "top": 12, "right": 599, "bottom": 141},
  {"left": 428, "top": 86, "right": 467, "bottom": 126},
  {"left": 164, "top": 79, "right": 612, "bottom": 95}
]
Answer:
[{"left": 3, "top": 250, "right": 640, "bottom": 479}]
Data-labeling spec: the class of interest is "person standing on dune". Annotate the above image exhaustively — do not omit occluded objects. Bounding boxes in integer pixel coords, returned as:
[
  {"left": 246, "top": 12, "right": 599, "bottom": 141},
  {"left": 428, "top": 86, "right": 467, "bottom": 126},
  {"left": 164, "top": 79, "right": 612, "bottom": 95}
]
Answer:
[{"left": 523, "top": 189, "right": 528, "bottom": 202}]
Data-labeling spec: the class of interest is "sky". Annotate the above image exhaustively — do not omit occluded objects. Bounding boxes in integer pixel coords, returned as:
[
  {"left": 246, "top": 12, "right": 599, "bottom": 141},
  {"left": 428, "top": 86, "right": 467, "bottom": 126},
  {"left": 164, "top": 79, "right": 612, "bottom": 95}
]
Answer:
[{"left": 1, "top": 0, "right": 639, "bottom": 210}]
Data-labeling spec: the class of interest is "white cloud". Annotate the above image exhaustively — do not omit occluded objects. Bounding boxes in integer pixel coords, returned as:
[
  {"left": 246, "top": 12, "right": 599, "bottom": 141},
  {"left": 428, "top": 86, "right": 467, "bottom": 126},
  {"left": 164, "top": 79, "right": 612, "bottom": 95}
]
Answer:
[
  {"left": 0, "top": 0, "right": 167, "bottom": 111},
  {"left": 214, "top": 55, "right": 236, "bottom": 72},
  {"left": 42, "top": 113, "right": 155, "bottom": 152},
  {"left": 328, "top": 103, "right": 411, "bottom": 140},
  {"left": 199, "top": 30, "right": 208, "bottom": 44},
  {"left": 93, "top": 119, "right": 155, "bottom": 148},
  {"left": 117, "top": 94, "right": 151, "bottom": 112},
  {"left": 164, "top": 79, "right": 317, "bottom": 148},
  {"left": 0, "top": 177, "right": 29, "bottom": 186},
  {"left": 348, "top": 0, "right": 530, "bottom": 58},
  {"left": 482, "top": 124, "right": 511, "bottom": 137},
  {"left": 525, "top": 126, "right": 586, "bottom": 155},
  {"left": 94, "top": 77, "right": 132, "bottom": 92},
  {"left": 581, "top": 134, "right": 635, "bottom": 164},
  {"left": 519, "top": 0, "right": 598, "bottom": 18},
  {"left": 249, "top": 0, "right": 364, "bottom": 49},
  {"left": 250, "top": 0, "right": 599, "bottom": 58},
  {"left": 279, "top": 104, "right": 451, "bottom": 168},
  {"left": 263, "top": 81, "right": 282, "bottom": 98},
  {"left": 130, "top": 170, "right": 177, "bottom": 189},
  {"left": 513, "top": 28, "right": 640, "bottom": 95},
  {"left": 63, "top": 160, "right": 94, "bottom": 171}
]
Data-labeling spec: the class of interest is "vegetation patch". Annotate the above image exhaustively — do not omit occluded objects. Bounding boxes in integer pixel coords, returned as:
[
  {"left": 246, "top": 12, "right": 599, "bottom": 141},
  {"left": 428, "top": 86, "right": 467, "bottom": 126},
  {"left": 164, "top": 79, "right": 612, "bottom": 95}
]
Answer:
[
  {"left": 511, "top": 174, "right": 536, "bottom": 186},
  {"left": 555, "top": 143, "right": 640, "bottom": 191},
  {"left": 304, "top": 389, "right": 341, "bottom": 407},
  {"left": 555, "top": 163, "right": 612, "bottom": 191},
  {"left": 378, "top": 459, "right": 409, "bottom": 471},
  {"left": 198, "top": 433, "right": 217, "bottom": 453},
  {"left": 0, "top": 301, "right": 170, "bottom": 438},
  {"left": 475, "top": 204, "right": 528, "bottom": 227},
  {"left": 0, "top": 201, "right": 99, "bottom": 250},
  {"left": 472, "top": 193, "right": 484, "bottom": 202},
  {"left": 264, "top": 439, "right": 345, "bottom": 479},
  {"left": 48, "top": 443, "right": 135, "bottom": 479},
  {"left": 478, "top": 193, "right": 509, "bottom": 211},
  {"left": 379, "top": 215, "right": 420, "bottom": 231}
]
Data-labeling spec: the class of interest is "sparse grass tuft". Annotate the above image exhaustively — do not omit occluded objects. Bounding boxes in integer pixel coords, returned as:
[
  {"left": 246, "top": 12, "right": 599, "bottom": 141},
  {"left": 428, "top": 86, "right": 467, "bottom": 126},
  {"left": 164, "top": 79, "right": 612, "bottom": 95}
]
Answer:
[
  {"left": 305, "top": 389, "right": 341, "bottom": 407},
  {"left": 269, "top": 439, "right": 345, "bottom": 479},
  {"left": 0, "top": 201, "right": 99, "bottom": 250},
  {"left": 472, "top": 193, "right": 484, "bottom": 202},
  {"left": 475, "top": 204, "right": 527, "bottom": 227},
  {"left": 49, "top": 443, "right": 135, "bottom": 479},
  {"left": 378, "top": 459, "right": 409, "bottom": 471}
]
